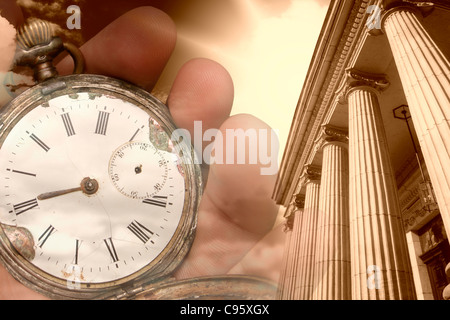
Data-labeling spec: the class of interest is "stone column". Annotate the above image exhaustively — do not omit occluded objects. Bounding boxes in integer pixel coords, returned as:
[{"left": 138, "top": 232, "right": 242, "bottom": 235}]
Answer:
[
  {"left": 275, "top": 209, "right": 294, "bottom": 300},
  {"left": 312, "top": 125, "right": 351, "bottom": 300},
  {"left": 381, "top": 3, "right": 450, "bottom": 298},
  {"left": 276, "top": 194, "right": 304, "bottom": 300},
  {"left": 295, "top": 166, "right": 321, "bottom": 299},
  {"left": 344, "top": 69, "right": 414, "bottom": 299}
]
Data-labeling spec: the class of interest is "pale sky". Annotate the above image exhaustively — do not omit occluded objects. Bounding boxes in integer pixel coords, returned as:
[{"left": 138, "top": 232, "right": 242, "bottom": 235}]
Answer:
[
  {"left": 230, "top": 0, "right": 329, "bottom": 159},
  {"left": 156, "top": 0, "right": 330, "bottom": 162}
]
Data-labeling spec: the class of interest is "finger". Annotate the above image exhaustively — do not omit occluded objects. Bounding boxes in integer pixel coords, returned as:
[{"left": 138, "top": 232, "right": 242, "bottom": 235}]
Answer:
[
  {"left": 0, "top": 263, "right": 48, "bottom": 300},
  {"left": 173, "top": 114, "right": 280, "bottom": 279},
  {"left": 174, "top": 192, "right": 269, "bottom": 279},
  {"left": 57, "top": 6, "right": 177, "bottom": 91},
  {"left": 167, "top": 58, "right": 234, "bottom": 152},
  {"left": 0, "top": 0, "right": 24, "bottom": 27},
  {"left": 227, "top": 223, "right": 286, "bottom": 282},
  {"left": 206, "top": 114, "right": 279, "bottom": 234}
]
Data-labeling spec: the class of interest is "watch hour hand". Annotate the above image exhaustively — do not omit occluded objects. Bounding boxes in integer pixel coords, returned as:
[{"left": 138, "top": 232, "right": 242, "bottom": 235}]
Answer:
[{"left": 37, "top": 177, "right": 99, "bottom": 200}]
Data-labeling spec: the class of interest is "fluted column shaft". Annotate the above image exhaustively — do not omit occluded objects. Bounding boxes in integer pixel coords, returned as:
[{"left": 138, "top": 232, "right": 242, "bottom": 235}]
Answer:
[
  {"left": 276, "top": 208, "right": 303, "bottom": 300},
  {"left": 383, "top": 4, "right": 450, "bottom": 243},
  {"left": 313, "top": 136, "right": 351, "bottom": 300},
  {"left": 348, "top": 86, "right": 414, "bottom": 299},
  {"left": 295, "top": 177, "right": 320, "bottom": 299},
  {"left": 275, "top": 213, "right": 294, "bottom": 299}
]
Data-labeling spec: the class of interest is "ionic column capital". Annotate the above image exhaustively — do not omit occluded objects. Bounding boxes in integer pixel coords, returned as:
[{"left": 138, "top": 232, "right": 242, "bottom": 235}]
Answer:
[
  {"left": 384, "top": 1, "right": 434, "bottom": 23},
  {"left": 300, "top": 164, "right": 321, "bottom": 186},
  {"left": 336, "top": 68, "right": 390, "bottom": 104},
  {"left": 293, "top": 193, "right": 306, "bottom": 209},
  {"left": 283, "top": 193, "right": 305, "bottom": 228},
  {"left": 283, "top": 210, "right": 296, "bottom": 232},
  {"left": 368, "top": 1, "right": 435, "bottom": 36},
  {"left": 283, "top": 193, "right": 305, "bottom": 232},
  {"left": 314, "top": 124, "right": 348, "bottom": 151}
]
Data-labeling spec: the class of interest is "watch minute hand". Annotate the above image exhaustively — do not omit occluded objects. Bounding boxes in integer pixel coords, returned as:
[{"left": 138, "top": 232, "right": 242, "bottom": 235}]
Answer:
[
  {"left": 37, "top": 177, "right": 99, "bottom": 200},
  {"left": 37, "top": 187, "right": 82, "bottom": 200}
]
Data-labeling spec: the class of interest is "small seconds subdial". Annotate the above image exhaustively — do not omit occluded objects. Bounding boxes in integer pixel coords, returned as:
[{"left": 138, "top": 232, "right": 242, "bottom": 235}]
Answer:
[{"left": 109, "top": 141, "right": 168, "bottom": 199}]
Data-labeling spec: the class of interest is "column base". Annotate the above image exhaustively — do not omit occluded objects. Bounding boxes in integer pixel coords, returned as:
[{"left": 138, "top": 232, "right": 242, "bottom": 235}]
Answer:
[{"left": 444, "top": 262, "right": 450, "bottom": 300}]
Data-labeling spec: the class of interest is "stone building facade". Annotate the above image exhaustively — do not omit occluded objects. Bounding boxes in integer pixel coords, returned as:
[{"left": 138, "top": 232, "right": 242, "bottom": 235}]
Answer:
[{"left": 274, "top": 0, "right": 450, "bottom": 300}]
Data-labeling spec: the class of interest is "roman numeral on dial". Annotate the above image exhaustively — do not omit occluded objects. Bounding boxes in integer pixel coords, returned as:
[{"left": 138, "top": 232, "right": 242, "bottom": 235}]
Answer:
[
  {"left": 61, "top": 113, "right": 76, "bottom": 136},
  {"left": 27, "top": 132, "right": 50, "bottom": 152},
  {"left": 74, "top": 239, "right": 81, "bottom": 265},
  {"left": 127, "top": 220, "right": 154, "bottom": 244},
  {"left": 142, "top": 195, "right": 168, "bottom": 208},
  {"left": 95, "top": 111, "right": 110, "bottom": 135},
  {"left": 6, "top": 168, "right": 36, "bottom": 177},
  {"left": 9, "top": 198, "right": 38, "bottom": 215},
  {"left": 38, "top": 225, "right": 56, "bottom": 248},
  {"left": 104, "top": 237, "right": 119, "bottom": 265}
]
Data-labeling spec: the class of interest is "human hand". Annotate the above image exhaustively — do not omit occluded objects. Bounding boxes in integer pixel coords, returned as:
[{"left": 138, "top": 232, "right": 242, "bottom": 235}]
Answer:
[{"left": 0, "top": 3, "right": 283, "bottom": 299}]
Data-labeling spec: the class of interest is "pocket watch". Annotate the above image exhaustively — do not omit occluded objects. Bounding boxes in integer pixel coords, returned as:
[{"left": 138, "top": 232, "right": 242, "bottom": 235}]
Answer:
[
  {"left": 0, "top": 19, "right": 277, "bottom": 300},
  {"left": 0, "top": 19, "right": 203, "bottom": 300}
]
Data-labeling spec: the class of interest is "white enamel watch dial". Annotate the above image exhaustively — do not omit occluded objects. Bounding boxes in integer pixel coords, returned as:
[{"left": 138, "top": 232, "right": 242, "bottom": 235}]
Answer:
[{"left": 0, "top": 75, "right": 201, "bottom": 299}]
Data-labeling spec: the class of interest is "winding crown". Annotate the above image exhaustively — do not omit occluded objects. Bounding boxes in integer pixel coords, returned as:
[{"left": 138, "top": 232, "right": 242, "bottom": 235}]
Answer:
[{"left": 17, "top": 19, "right": 55, "bottom": 50}]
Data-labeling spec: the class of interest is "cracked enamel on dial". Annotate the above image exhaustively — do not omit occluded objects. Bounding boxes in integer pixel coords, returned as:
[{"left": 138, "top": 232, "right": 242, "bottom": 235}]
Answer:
[{"left": 0, "top": 92, "right": 186, "bottom": 285}]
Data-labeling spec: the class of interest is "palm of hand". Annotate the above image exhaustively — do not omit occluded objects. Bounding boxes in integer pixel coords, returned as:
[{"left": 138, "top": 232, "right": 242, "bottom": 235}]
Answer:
[{"left": 0, "top": 4, "right": 282, "bottom": 300}]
